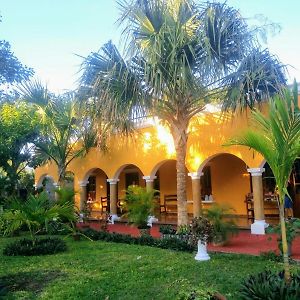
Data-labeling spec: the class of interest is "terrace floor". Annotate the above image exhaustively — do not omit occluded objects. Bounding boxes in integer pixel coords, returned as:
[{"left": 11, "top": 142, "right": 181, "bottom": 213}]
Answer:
[{"left": 82, "top": 220, "right": 300, "bottom": 260}]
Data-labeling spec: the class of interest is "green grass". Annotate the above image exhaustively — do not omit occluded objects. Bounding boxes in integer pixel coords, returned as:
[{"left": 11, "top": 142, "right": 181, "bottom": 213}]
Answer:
[{"left": 0, "top": 236, "right": 294, "bottom": 299}]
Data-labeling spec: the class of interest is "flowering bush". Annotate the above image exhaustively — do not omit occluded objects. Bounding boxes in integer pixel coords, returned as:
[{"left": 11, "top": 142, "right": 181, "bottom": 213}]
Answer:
[{"left": 190, "top": 216, "right": 214, "bottom": 245}]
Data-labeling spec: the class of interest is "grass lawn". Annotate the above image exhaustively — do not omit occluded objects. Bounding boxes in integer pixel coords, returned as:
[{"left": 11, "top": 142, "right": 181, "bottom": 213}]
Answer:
[{"left": 0, "top": 236, "right": 295, "bottom": 299}]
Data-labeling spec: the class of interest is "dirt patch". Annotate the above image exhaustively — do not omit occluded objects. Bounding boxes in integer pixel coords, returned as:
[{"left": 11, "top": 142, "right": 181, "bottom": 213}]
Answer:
[{"left": 0, "top": 270, "right": 65, "bottom": 297}]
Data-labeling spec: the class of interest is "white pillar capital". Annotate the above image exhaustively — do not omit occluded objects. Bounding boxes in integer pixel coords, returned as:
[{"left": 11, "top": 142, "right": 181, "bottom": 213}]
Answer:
[
  {"left": 247, "top": 168, "right": 265, "bottom": 176},
  {"left": 188, "top": 172, "right": 203, "bottom": 180},
  {"left": 142, "top": 175, "right": 157, "bottom": 183},
  {"left": 78, "top": 180, "right": 89, "bottom": 187},
  {"left": 107, "top": 178, "right": 120, "bottom": 185}
]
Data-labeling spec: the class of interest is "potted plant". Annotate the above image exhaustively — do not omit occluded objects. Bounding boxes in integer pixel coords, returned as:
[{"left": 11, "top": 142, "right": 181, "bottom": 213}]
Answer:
[
  {"left": 206, "top": 204, "right": 237, "bottom": 246},
  {"left": 266, "top": 218, "right": 300, "bottom": 256},
  {"left": 190, "top": 216, "right": 214, "bottom": 261},
  {"left": 159, "top": 225, "right": 176, "bottom": 238},
  {"left": 122, "top": 186, "right": 157, "bottom": 235}
]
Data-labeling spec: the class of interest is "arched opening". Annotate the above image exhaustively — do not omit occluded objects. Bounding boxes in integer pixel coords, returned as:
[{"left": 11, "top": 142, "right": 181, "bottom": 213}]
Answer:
[
  {"left": 262, "top": 159, "right": 300, "bottom": 218},
  {"left": 83, "top": 168, "right": 109, "bottom": 218},
  {"left": 198, "top": 153, "right": 250, "bottom": 220},
  {"left": 151, "top": 160, "right": 192, "bottom": 222},
  {"left": 116, "top": 164, "right": 145, "bottom": 199}
]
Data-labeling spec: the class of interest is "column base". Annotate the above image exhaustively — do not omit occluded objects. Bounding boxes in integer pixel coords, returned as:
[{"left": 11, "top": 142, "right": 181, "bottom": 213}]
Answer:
[
  {"left": 251, "top": 219, "right": 268, "bottom": 235},
  {"left": 109, "top": 214, "right": 120, "bottom": 224},
  {"left": 147, "top": 216, "right": 158, "bottom": 227}
]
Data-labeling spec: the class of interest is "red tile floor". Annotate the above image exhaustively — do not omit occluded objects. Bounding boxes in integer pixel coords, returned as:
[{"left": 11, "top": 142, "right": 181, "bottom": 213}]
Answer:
[{"left": 82, "top": 221, "right": 300, "bottom": 260}]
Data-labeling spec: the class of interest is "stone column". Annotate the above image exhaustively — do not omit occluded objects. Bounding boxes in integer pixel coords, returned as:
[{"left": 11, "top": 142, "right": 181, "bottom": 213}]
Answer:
[
  {"left": 78, "top": 180, "right": 89, "bottom": 212},
  {"left": 107, "top": 179, "right": 120, "bottom": 223},
  {"left": 142, "top": 175, "right": 157, "bottom": 191},
  {"left": 53, "top": 182, "right": 60, "bottom": 201},
  {"left": 142, "top": 175, "right": 158, "bottom": 225},
  {"left": 247, "top": 168, "right": 268, "bottom": 234},
  {"left": 188, "top": 172, "right": 203, "bottom": 217}
]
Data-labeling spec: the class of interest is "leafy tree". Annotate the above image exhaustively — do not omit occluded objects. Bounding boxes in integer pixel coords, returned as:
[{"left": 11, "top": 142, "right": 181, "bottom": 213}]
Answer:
[
  {"left": 0, "top": 16, "right": 33, "bottom": 100},
  {"left": 226, "top": 82, "right": 300, "bottom": 282},
  {"left": 80, "top": 0, "right": 285, "bottom": 225},
  {"left": 20, "top": 81, "right": 97, "bottom": 186},
  {"left": 0, "top": 102, "right": 39, "bottom": 196}
]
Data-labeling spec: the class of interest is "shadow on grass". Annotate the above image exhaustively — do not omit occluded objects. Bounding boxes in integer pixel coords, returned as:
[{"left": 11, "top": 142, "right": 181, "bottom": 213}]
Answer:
[{"left": 0, "top": 270, "right": 65, "bottom": 297}]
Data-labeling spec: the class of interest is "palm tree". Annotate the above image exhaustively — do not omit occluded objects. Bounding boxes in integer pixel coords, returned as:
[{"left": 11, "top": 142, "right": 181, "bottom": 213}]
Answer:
[
  {"left": 226, "top": 82, "right": 300, "bottom": 282},
  {"left": 80, "top": 0, "right": 285, "bottom": 225},
  {"left": 20, "top": 81, "right": 97, "bottom": 186}
]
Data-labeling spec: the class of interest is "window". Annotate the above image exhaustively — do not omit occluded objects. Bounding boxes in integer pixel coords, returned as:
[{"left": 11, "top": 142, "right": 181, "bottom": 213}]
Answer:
[{"left": 201, "top": 166, "right": 212, "bottom": 199}]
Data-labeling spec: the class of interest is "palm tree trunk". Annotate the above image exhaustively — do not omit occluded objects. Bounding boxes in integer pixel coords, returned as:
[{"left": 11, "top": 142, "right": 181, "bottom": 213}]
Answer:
[
  {"left": 279, "top": 196, "right": 291, "bottom": 282},
  {"left": 170, "top": 120, "right": 189, "bottom": 226},
  {"left": 58, "top": 165, "right": 66, "bottom": 187}
]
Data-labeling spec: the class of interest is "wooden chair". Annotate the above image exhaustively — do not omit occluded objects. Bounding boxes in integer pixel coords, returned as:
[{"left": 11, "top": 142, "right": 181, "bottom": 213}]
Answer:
[
  {"left": 245, "top": 193, "right": 254, "bottom": 221},
  {"left": 100, "top": 196, "right": 109, "bottom": 213},
  {"left": 160, "top": 194, "right": 177, "bottom": 214}
]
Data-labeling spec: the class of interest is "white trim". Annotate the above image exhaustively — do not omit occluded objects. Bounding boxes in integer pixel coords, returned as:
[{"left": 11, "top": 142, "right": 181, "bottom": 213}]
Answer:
[
  {"left": 188, "top": 172, "right": 203, "bottom": 180},
  {"left": 107, "top": 179, "right": 120, "bottom": 185},
  {"left": 247, "top": 168, "right": 265, "bottom": 176},
  {"left": 142, "top": 175, "right": 157, "bottom": 182}
]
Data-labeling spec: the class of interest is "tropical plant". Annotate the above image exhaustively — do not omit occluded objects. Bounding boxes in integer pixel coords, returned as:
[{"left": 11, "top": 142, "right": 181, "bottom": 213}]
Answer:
[
  {"left": 20, "top": 81, "right": 97, "bottom": 186},
  {"left": 80, "top": 0, "right": 285, "bottom": 226},
  {"left": 206, "top": 203, "right": 237, "bottom": 245},
  {"left": 1, "top": 192, "right": 75, "bottom": 243},
  {"left": 267, "top": 218, "right": 300, "bottom": 256},
  {"left": 240, "top": 270, "right": 300, "bottom": 300},
  {"left": 123, "top": 186, "right": 156, "bottom": 229},
  {"left": 226, "top": 82, "right": 300, "bottom": 282}
]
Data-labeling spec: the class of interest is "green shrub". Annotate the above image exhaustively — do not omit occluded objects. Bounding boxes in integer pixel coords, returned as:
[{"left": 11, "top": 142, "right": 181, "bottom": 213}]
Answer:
[
  {"left": 158, "top": 237, "right": 194, "bottom": 252},
  {"left": 3, "top": 237, "right": 67, "bottom": 256},
  {"left": 159, "top": 224, "right": 176, "bottom": 235},
  {"left": 240, "top": 270, "right": 300, "bottom": 300},
  {"left": 81, "top": 228, "right": 194, "bottom": 252},
  {"left": 122, "top": 186, "right": 157, "bottom": 229}
]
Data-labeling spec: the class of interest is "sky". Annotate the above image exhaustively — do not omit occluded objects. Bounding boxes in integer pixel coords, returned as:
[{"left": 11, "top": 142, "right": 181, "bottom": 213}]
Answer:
[{"left": 1, "top": 0, "right": 300, "bottom": 93}]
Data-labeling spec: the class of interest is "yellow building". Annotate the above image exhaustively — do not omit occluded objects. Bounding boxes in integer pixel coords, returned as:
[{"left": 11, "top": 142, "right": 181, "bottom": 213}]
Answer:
[{"left": 34, "top": 102, "right": 300, "bottom": 235}]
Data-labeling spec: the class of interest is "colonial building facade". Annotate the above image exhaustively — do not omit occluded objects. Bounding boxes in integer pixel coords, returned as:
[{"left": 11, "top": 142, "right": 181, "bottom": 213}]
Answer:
[{"left": 34, "top": 102, "right": 300, "bottom": 235}]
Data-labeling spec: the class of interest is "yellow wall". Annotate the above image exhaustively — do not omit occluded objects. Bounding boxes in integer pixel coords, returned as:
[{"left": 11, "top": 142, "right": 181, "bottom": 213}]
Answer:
[{"left": 35, "top": 107, "right": 266, "bottom": 215}]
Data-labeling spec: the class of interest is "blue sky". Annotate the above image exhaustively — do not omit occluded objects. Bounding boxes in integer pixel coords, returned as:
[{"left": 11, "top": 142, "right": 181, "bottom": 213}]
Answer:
[{"left": 1, "top": 0, "right": 300, "bottom": 93}]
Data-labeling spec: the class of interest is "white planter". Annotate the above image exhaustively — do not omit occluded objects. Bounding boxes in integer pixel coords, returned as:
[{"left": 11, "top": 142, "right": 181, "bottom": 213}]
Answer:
[{"left": 195, "top": 240, "right": 210, "bottom": 261}]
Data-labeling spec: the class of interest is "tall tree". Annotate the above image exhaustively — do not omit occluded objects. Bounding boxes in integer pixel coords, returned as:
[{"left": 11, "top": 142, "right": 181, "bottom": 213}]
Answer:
[
  {"left": 226, "top": 82, "right": 300, "bottom": 282},
  {"left": 80, "top": 0, "right": 285, "bottom": 225},
  {"left": 0, "top": 16, "right": 33, "bottom": 101},
  {"left": 0, "top": 102, "right": 39, "bottom": 196},
  {"left": 20, "top": 81, "right": 97, "bottom": 186}
]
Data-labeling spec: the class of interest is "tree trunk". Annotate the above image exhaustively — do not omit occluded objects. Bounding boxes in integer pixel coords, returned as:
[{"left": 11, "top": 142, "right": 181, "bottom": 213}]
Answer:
[
  {"left": 58, "top": 165, "right": 66, "bottom": 188},
  {"left": 170, "top": 120, "right": 189, "bottom": 226},
  {"left": 279, "top": 196, "right": 291, "bottom": 282}
]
